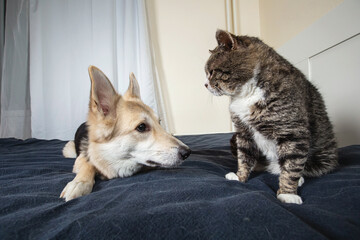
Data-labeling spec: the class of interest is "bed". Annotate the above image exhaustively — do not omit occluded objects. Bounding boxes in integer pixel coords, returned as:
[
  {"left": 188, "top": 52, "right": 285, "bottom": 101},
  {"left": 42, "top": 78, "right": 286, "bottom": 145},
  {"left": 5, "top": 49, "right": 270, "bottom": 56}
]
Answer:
[{"left": 0, "top": 133, "right": 359, "bottom": 239}]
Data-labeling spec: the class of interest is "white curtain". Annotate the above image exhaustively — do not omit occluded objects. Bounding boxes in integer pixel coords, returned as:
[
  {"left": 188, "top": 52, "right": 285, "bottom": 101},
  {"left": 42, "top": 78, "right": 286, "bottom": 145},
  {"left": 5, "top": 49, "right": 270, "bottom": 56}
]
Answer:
[
  {"left": 0, "top": 0, "right": 4, "bottom": 113},
  {"left": 0, "top": 0, "right": 4, "bottom": 123},
  {"left": 22, "top": 0, "right": 164, "bottom": 140},
  {"left": 0, "top": 0, "right": 31, "bottom": 139}
]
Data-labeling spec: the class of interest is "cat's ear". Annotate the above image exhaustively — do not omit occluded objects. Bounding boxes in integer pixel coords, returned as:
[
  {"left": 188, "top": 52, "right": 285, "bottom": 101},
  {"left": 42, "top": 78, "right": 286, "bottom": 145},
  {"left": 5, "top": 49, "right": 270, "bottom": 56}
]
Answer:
[
  {"left": 216, "top": 29, "right": 237, "bottom": 51},
  {"left": 88, "top": 66, "right": 118, "bottom": 117}
]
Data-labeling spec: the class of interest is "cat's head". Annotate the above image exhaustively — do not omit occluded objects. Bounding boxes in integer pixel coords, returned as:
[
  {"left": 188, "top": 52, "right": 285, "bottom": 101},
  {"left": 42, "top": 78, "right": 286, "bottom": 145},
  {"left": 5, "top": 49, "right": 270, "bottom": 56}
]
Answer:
[{"left": 204, "top": 29, "right": 262, "bottom": 96}]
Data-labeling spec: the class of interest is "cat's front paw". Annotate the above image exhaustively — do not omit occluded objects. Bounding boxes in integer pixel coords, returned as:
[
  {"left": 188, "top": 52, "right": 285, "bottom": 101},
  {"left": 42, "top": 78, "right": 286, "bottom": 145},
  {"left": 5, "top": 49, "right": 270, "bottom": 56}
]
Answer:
[
  {"left": 277, "top": 193, "right": 303, "bottom": 204},
  {"left": 225, "top": 172, "right": 248, "bottom": 182},
  {"left": 60, "top": 180, "right": 94, "bottom": 202},
  {"left": 225, "top": 172, "right": 240, "bottom": 181}
]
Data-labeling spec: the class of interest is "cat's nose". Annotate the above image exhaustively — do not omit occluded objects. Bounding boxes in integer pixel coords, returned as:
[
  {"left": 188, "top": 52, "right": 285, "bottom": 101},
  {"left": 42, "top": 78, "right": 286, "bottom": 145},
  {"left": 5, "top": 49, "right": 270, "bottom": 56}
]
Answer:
[{"left": 205, "top": 83, "right": 208, "bottom": 88}]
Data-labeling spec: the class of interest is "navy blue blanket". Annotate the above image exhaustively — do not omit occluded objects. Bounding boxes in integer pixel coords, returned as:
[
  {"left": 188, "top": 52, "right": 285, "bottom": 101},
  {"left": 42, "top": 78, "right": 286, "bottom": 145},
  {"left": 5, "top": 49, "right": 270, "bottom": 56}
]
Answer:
[{"left": 0, "top": 133, "right": 359, "bottom": 239}]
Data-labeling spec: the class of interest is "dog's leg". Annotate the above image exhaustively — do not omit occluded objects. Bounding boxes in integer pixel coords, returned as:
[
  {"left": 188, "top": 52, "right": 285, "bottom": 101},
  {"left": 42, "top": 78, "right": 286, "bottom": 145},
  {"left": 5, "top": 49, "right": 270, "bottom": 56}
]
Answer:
[{"left": 60, "top": 154, "right": 96, "bottom": 201}]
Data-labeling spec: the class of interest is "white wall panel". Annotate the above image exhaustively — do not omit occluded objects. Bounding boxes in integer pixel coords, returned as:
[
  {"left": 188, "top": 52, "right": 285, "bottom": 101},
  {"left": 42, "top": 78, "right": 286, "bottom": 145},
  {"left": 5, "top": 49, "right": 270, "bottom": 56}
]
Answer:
[
  {"left": 278, "top": 0, "right": 360, "bottom": 147},
  {"left": 310, "top": 34, "right": 360, "bottom": 147}
]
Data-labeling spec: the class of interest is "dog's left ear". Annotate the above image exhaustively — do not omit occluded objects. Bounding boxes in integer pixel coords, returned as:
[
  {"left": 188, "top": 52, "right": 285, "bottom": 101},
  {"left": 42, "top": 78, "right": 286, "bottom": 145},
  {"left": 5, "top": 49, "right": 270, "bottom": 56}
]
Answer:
[
  {"left": 88, "top": 66, "right": 118, "bottom": 117},
  {"left": 124, "top": 72, "right": 141, "bottom": 99}
]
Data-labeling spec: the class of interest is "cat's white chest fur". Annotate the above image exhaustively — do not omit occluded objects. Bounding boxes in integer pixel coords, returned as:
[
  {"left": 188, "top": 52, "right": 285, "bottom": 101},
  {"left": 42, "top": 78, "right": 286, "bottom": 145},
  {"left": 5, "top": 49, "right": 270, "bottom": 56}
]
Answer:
[{"left": 230, "top": 78, "right": 281, "bottom": 175}]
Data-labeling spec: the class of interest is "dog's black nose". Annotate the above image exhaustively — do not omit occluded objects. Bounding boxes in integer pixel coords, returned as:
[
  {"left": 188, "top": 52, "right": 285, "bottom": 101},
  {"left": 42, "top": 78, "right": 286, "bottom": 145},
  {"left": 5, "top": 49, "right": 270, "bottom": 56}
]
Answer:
[{"left": 179, "top": 147, "right": 191, "bottom": 160}]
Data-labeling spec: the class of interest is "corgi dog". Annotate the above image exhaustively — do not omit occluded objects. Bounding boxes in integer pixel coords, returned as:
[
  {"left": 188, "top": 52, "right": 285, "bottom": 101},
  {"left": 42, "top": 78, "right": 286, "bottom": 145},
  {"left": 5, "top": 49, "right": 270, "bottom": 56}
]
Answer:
[{"left": 60, "top": 66, "right": 191, "bottom": 201}]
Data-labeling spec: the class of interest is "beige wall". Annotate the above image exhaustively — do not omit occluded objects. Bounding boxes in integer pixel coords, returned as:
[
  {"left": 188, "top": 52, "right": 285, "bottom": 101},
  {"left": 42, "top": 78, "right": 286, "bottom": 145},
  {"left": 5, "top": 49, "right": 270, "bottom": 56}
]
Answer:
[
  {"left": 234, "top": 0, "right": 261, "bottom": 37},
  {"left": 147, "top": 0, "right": 345, "bottom": 135},
  {"left": 147, "top": 0, "right": 231, "bottom": 135},
  {"left": 259, "top": 0, "right": 344, "bottom": 48}
]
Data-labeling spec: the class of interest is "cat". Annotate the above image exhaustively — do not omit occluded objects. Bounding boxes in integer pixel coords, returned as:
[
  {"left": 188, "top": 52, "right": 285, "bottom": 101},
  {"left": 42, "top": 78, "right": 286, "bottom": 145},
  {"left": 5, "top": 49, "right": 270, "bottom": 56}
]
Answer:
[{"left": 204, "top": 29, "right": 338, "bottom": 204}]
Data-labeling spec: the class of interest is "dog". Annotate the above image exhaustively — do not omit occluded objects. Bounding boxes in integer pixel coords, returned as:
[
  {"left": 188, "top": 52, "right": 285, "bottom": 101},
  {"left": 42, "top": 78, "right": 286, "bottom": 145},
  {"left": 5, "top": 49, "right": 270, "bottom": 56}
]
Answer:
[{"left": 60, "top": 66, "right": 191, "bottom": 201}]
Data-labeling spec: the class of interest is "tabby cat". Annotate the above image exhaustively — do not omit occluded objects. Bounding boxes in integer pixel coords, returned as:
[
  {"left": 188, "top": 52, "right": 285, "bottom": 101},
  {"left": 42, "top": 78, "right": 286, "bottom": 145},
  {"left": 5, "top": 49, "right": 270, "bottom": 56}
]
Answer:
[{"left": 204, "top": 29, "right": 338, "bottom": 204}]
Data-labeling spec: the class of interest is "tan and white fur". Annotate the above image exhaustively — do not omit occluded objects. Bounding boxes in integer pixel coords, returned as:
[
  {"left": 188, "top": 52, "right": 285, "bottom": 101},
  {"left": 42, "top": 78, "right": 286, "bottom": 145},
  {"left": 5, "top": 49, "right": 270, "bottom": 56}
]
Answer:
[{"left": 60, "top": 66, "right": 191, "bottom": 201}]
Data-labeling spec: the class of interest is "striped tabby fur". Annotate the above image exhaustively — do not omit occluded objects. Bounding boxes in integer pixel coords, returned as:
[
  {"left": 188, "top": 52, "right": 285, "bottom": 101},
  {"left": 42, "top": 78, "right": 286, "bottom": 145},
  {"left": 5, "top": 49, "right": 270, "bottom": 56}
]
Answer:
[{"left": 204, "top": 30, "right": 338, "bottom": 204}]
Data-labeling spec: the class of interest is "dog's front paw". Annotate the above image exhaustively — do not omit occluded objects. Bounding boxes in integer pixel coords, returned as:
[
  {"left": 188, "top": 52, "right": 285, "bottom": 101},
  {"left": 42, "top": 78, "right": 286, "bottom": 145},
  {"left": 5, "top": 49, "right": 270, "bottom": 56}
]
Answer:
[
  {"left": 277, "top": 193, "right": 303, "bottom": 204},
  {"left": 60, "top": 180, "right": 94, "bottom": 202}
]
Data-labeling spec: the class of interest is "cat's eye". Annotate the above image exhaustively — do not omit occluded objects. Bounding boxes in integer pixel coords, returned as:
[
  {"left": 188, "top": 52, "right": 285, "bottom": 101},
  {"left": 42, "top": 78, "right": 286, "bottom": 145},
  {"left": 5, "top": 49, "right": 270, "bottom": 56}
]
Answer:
[
  {"left": 222, "top": 74, "right": 230, "bottom": 81},
  {"left": 136, "top": 123, "right": 147, "bottom": 133}
]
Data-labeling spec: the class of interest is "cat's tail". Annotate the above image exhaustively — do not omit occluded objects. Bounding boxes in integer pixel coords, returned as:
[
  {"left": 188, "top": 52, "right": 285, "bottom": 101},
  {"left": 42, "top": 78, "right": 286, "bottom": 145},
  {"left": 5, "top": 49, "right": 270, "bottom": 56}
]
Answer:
[{"left": 303, "top": 147, "right": 338, "bottom": 177}]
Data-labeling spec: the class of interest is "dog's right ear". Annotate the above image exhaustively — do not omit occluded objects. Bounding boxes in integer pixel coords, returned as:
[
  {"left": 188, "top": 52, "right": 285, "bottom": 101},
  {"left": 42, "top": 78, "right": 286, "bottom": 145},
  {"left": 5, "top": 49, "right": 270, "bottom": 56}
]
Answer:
[
  {"left": 124, "top": 72, "right": 141, "bottom": 100},
  {"left": 88, "top": 66, "right": 117, "bottom": 117}
]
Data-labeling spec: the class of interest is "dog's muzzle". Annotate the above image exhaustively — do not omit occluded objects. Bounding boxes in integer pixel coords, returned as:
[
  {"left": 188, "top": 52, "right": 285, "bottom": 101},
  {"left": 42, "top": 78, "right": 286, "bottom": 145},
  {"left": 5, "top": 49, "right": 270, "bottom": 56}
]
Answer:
[
  {"left": 145, "top": 146, "right": 191, "bottom": 168},
  {"left": 178, "top": 146, "right": 191, "bottom": 160}
]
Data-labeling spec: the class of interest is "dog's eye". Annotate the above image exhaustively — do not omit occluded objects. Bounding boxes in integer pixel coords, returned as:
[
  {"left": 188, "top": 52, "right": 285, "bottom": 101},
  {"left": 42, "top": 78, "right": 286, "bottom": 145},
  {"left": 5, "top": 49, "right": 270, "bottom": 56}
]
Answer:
[{"left": 136, "top": 123, "right": 147, "bottom": 133}]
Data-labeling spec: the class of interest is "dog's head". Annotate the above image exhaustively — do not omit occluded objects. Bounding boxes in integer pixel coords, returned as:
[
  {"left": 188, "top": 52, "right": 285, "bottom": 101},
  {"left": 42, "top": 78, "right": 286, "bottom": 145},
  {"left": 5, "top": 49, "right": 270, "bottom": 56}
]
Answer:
[{"left": 87, "top": 66, "right": 191, "bottom": 172}]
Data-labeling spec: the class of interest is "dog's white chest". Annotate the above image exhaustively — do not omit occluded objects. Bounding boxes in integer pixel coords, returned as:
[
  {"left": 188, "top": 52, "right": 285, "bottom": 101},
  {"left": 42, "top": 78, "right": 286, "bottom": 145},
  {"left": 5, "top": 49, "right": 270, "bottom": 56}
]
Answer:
[
  {"left": 90, "top": 141, "right": 143, "bottom": 178},
  {"left": 230, "top": 79, "right": 280, "bottom": 175}
]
